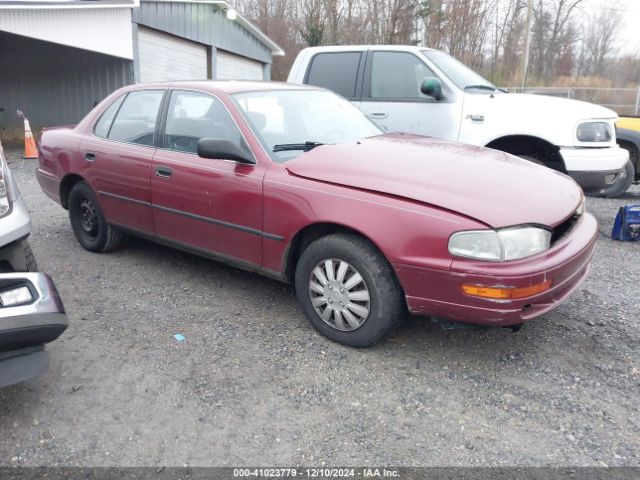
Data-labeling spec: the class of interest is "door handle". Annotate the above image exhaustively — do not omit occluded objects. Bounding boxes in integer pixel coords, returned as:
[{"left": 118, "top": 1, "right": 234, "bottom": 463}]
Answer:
[
  {"left": 85, "top": 152, "right": 96, "bottom": 162},
  {"left": 155, "top": 166, "right": 173, "bottom": 178},
  {"left": 368, "top": 112, "right": 388, "bottom": 119}
]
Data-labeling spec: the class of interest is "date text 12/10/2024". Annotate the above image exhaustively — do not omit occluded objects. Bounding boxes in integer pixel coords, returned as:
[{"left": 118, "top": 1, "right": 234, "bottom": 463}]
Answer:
[{"left": 233, "top": 468, "right": 400, "bottom": 478}]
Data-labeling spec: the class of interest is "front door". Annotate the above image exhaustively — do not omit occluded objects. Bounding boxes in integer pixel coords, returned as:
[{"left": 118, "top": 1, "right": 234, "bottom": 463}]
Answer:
[
  {"left": 151, "top": 89, "right": 264, "bottom": 268},
  {"left": 359, "top": 50, "right": 462, "bottom": 141}
]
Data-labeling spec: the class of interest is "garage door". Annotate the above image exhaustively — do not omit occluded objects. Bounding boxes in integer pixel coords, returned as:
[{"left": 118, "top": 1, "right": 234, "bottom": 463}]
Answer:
[
  {"left": 138, "top": 27, "right": 208, "bottom": 82},
  {"left": 217, "top": 51, "right": 263, "bottom": 80}
]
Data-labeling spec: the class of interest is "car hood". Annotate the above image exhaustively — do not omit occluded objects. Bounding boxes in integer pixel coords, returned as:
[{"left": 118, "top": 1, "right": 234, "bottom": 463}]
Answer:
[
  {"left": 477, "top": 92, "right": 618, "bottom": 120},
  {"left": 284, "top": 134, "right": 582, "bottom": 229}
]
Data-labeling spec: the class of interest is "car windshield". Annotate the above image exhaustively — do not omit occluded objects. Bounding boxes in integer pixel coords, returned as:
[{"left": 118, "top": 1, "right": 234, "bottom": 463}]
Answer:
[
  {"left": 422, "top": 50, "right": 497, "bottom": 92},
  {"left": 232, "top": 90, "right": 383, "bottom": 162}
]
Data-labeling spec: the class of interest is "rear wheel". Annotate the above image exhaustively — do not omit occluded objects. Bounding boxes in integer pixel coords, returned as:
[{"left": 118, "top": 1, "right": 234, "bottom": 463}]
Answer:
[
  {"left": 294, "top": 234, "right": 404, "bottom": 347},
  {"left": 68, "top": 182, "right": 122, "bottom": 252}
]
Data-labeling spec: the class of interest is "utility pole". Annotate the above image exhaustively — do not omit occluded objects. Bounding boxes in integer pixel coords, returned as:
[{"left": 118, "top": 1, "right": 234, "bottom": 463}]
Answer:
[{"left": 521, "top": 0, "right": 533, "bottom": 89}]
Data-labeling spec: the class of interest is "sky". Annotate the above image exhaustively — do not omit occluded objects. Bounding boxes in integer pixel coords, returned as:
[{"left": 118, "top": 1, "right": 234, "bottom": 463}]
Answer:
[{"left": 581, "top": 0, "right": 640, "bottom": 55}]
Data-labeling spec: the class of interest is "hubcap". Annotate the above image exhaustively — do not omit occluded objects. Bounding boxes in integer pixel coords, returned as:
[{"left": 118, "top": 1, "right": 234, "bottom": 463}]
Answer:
[
  {"left": 79, "top": 198, "right": 99, "bottom": 237},
  {"left": 308, "top": 259, "right": 371, "bottom": 331}
]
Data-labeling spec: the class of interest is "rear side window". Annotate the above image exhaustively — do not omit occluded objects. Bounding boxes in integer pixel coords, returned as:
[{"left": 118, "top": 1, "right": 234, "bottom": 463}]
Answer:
[
  {"left": 305, "top": 52, "right": 361, "bottom": 99},
  {"left": 94, "top": 95, "right": 124, "bottom": 138},
  {"left": 107, "top": 90, "right": 164, "bottom": 146}
]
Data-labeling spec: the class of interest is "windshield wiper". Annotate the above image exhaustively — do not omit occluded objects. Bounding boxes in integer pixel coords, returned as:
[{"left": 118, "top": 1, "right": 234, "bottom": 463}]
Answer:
[{"left": 273, "top": 141, "right": 324, "bottom": 153}]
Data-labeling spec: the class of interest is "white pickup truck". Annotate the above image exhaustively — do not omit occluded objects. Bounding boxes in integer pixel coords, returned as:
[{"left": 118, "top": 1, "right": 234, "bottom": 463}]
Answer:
[{"left": 288, "top": 45, "right": 633, "bottom": 197}]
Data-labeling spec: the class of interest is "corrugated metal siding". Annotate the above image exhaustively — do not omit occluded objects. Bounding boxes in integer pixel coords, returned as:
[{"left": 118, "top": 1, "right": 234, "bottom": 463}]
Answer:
[
  {"left": 138, "top": 27, "right": 208, "bottom": 82},
  {"left": 0, "top": 32, "right": 133, "bottom": 142},
  {"left": 0, "top": 7, "right": 134, "bottom": 59},
  {"left": 132, "top": 2, "right": 272, "bottom": 65}
]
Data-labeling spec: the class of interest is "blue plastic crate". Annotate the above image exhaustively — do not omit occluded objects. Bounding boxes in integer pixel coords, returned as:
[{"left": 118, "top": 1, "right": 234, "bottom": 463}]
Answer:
[{"left": 611, "top": 204, "right": 640, "bottom": 241}]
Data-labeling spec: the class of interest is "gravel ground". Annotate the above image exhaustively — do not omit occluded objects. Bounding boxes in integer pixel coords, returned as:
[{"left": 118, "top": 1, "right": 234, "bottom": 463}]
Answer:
[{"left": 1, "top": 150, "right": 639, "bottom": 467}]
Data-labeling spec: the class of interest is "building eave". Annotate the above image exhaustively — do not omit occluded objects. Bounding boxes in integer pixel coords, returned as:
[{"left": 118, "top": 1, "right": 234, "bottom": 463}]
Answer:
[
  {"left": 140, "top": 0, "right": 284, "bottom": 56},
  {"left": 0, "top": 0, "right": 139, "bottom": 9}
]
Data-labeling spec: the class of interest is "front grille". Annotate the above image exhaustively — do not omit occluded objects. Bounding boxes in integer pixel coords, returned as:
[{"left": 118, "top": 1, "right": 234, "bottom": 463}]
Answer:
[{"left": 551, "top": 212, "right": 581, "bottom": 245}]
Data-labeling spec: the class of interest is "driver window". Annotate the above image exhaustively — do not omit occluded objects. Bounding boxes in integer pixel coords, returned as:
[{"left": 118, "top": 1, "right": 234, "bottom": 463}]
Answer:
[
  {"left": 370, "top": 52, "right": 437, "bottom": 100},
  {"left": 164, "top": 90, "right": 242, "bottom": 154}
]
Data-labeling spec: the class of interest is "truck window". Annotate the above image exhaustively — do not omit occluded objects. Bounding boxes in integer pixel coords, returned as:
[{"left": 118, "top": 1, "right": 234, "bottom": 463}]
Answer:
[
  {"left": 305, "top": 52, "right": 362, "bottom": 99},
  {"left": 369, "top": 52, "right": 435, "bottom": 100}
]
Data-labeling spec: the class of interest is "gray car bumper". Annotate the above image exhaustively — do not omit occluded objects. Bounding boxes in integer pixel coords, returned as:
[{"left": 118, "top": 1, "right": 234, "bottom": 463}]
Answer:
[{"left": 0, "top": 272, "right": 68, "bottom": 387}]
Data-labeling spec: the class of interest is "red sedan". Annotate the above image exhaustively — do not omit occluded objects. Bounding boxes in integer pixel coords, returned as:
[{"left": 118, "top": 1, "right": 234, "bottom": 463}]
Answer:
[{"left": 37, "top": 82, "right": 597, "bottom": 347}]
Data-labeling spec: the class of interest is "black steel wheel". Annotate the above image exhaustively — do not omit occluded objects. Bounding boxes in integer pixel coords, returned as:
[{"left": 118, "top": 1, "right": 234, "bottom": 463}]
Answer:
[{"left": 68, "top": 181, "right": 122, "bottom": 252}]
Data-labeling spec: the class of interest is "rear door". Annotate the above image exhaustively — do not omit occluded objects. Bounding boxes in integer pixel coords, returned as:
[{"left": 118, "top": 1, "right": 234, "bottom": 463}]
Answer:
[
  {"left": 81, "top": 89, "right": 165, "bottom": 233},
  {"left": 151, "top": 89, "right": 265, "bottom": 268},
  {"left": 359, "top": 50, "right": 460, "bottom": 140}
]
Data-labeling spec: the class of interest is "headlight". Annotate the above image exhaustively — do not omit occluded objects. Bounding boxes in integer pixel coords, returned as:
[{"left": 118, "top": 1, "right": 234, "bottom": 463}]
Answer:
[
  {"left": 577, "top": 122, "right": 611, "bottom": 142},
  {"left": 449, "top": 226, "right": 551, "bottom": 261},
  {"left": 576, "top": 192, "right": 585, "bottom": 216}
]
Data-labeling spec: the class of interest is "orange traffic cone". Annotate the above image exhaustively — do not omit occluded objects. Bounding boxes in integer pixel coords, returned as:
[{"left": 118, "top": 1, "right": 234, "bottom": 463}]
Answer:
[{"left": 22, "top": 118, "right": 38, "bottom": 159}]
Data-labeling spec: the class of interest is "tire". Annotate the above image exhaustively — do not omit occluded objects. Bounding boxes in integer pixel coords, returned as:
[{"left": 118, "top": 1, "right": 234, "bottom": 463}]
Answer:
[
  {"left": 594, "top": 161, "right": 635, "bottom": 198},
  {"left": 68, "top": 181, "right": 122, "bottom": 252},
  {"left": 24, "top": 242, "right": 38, "bottom": 272},
  {"left": 294, "top": 233, "right": 404, "bottom": 348},
  {"left": 0, "top": 239, "right": 38, "bottom": 272},
  {"left": 619, "top": 143, "right": 638, "bottom": 182}
]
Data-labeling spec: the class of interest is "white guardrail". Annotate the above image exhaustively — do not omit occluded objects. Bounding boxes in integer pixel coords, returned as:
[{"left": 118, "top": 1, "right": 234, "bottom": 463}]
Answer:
[{"left": 506, "top": 86, "right": 640, "bottom": 116}]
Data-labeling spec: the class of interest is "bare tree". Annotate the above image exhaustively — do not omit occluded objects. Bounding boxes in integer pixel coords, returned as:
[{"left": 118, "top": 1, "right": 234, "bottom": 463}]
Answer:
[
  {"left": 580, "top": 8, "right": 623, "bottom": 76},
  {"left": 530, "top": 0, "right": 583, "bottom": 80}
]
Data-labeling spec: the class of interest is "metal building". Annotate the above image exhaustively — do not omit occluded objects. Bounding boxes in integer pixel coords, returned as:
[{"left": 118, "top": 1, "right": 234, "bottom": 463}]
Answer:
[{"left": 0, "top": 0, "right": 283, "bottom": 142}]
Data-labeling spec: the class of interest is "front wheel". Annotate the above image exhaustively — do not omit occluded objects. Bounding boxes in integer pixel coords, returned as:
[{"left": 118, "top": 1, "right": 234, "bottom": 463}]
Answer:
[
  {"left": 294, "top": 234, "right": 404, "bottom": 347},
  {"left": 68, "top": 181, "right": 123, "bottom": 252}
]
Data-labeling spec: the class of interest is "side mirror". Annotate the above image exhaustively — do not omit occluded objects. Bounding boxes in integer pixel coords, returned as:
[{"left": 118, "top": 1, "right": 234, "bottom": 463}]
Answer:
[
  {"left": 420, "top": 77, "right": 444, "bottom": 101},
  {"left": 197, "top": 138, "right": 255, "bottom": 164}
]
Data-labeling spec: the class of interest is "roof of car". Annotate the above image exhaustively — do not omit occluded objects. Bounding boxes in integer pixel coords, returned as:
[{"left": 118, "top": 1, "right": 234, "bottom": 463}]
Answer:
[
  {"left": 125, "top": 80, "right": 318, "bottom": 95},
  {"left": 299, "top": 45, "right": 437, "bottom": 53}
]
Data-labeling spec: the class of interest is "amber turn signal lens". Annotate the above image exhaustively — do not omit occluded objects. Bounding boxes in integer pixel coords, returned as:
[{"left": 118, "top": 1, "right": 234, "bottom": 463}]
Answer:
[{"left": 461, "top": 279, "right": 552, "bottom": 300}]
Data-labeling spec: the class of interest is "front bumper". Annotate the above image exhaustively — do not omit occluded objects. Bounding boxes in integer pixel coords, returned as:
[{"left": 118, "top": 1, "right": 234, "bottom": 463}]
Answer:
[
  {"left": 561, "top": 146, "right": 630, "bottom": 194},
  {"left": 0, "top": 272, "right": 68, "bottom": 355},
  {"left": 396, "top": 213, "right": 598, "bottom": 326}
]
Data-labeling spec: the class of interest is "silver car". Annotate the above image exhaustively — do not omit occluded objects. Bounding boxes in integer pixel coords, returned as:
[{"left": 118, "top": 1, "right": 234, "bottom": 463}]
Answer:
[{"left": 0, "top": 141, "right": 67, "bottom": 387}]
